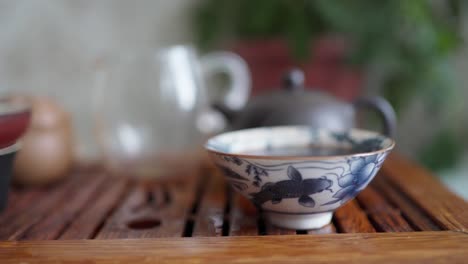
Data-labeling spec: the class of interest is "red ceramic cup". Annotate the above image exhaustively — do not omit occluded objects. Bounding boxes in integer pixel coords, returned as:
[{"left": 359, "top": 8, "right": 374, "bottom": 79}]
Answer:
[
  {"left": 0, "top": 97, "right": 31, "bottom": 211},
  {"left": 0, "top": 97, "right": 31, "bottom": 148}
]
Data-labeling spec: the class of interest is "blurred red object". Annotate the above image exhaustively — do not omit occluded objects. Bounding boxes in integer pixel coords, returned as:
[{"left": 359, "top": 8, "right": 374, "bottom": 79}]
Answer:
[
  {"left": 231, "top": 37, "right": 362, "bottom": 101},
  {"left": 0, "top": 97, "right": 31, "bottom": 149}
]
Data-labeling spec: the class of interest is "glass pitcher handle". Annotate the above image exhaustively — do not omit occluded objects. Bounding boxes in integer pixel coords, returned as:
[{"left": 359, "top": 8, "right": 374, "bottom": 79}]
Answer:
[
  {"left": 200, "top": 52, "right": 251, "bottom": 111},
  {"left": 353, "top": 96, "right": 397, "bottom": 138}
]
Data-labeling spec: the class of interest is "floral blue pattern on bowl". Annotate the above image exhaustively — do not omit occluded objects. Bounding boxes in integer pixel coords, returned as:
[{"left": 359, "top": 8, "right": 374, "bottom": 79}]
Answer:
[{"left": 205, "top": 126, "right": 395, "bottom": 230}]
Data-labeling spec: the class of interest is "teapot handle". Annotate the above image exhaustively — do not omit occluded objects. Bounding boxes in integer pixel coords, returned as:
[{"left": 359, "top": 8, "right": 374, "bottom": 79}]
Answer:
[{"left": 353, "top": 96, "right": 397, "bottom": 138}]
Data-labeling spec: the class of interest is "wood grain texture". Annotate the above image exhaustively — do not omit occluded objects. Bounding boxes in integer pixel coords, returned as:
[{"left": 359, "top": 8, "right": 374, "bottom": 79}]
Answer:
[
  {"left": 0, "top": 189, "right": 46, "bottom": 226},
  {"left": 229, "top": 194, "right": 259, "bottom": 236},
  {"left": 333, "top": 200, "right": 376, "bottom": 233},
  {"left": 19, "top": 174, "right": 107, "bottom": 240},
  {"left": 96, "top": 174, "right": 199, "bottom": 239},
  {"left": 383, "top": 154, "right": 468, "bottom": 231},
  {"left": 59, "top": 177, "right": 129, "bottom": 239},
  {"left": 1, "top": 153, "right": 467, "bottom": 249},
  {"left": 306, "top": 223, "right": 336, "bottom": 234},
  {"left": 373, "top": 173, "right": 441, "bottom": 231},
  {"left": 95, "top": 183, "right": 141, "bottom": 239},
  {"left": 0, "top": 174, "right": 84, "bottom": 240},
  {"left": 1, "top": 231, "right": 467, "bottom": 263},
  {"left": 265, "top": 221, "right": 296, "bottom": 235},
  {"left": 158, "top": 174, "right": 200, "bottom": 237},
  {"left": 192, "top": 173, "right": 226, "bottom": 237},
  {"left": 357, "top": 186, "right": 413, "bottom": 232}
]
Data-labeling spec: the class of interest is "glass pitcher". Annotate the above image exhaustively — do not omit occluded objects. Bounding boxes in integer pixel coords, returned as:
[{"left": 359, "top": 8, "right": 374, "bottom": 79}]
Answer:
[{"left": 93, "top": 45, "right": 250, "bottom": 178}]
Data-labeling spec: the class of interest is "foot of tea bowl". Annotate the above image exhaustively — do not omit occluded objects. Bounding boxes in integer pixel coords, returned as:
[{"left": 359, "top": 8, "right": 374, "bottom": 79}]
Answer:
[{"left": 265, "top": 212, "right": 333, "bottom": 230}]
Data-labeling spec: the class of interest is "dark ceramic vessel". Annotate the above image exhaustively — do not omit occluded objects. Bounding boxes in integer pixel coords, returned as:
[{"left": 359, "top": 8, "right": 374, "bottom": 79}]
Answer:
[
  {"left": 0, "top": 97, "right": 31, "bottom": 211},
  {"left": 0, "top": 143, "right": 19, "bottom": 211},
  {"left": 215, "top": 69, "right": 397, "bottom": 137}
]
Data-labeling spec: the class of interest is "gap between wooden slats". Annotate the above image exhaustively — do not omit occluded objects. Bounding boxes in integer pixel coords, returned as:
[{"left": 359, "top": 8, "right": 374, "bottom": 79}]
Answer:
[
  {"left": 333, "top": 199, "right": 376, "bottom": 233},
  {"left": 356, "top": 185, "right": 413, "bottom": 232},
  {"left": 372, "top": 172, "right": 441, "bottom": 231},
  {"left": 6, "top": 154, "right": 455, "bottom": 240},
  {"left": 19, "top": 173, "right": 108, "bottom": 240},
  {"left": 156, "top": 174, "right": 200, "bottom": 237},
  {"left": 383, "top": 154, "right": 468, "bottom": 231},
  {"left": 191, "top": 168, "right": 226, "bottom": 237},
  {"left": 96, "top": 171, "right": 200, "bottom": 239},
  {"left": 229, "top": 193, "right": 259, "bottom": 236},
  {"left": 0, "top": 189, "right": 46, "bottom": 227},
  {"left": 59, "top": 176, "right": 130, "bottom": 239}
]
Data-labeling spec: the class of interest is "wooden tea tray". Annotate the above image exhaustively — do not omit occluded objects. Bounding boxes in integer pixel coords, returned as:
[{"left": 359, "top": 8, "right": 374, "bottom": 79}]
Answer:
[{"left": 1, "top": 154, "right": 467, "bottom": 263}]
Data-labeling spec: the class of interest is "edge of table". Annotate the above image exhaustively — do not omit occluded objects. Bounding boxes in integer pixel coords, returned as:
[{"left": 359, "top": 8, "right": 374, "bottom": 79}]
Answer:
[{"left": 1, "top": 231, "right": 467, "bottom": 263}]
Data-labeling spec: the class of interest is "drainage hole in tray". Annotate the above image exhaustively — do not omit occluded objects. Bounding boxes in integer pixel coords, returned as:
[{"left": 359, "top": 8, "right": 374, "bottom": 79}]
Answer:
[{"left": 127, "top": 218, "right": 161, "bottom": 230}]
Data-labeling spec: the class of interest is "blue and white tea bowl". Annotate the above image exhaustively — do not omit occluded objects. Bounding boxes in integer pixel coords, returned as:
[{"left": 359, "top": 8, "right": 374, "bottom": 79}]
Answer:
[{"left": 205, "top": 126, "right": 395, "bottom": 230}]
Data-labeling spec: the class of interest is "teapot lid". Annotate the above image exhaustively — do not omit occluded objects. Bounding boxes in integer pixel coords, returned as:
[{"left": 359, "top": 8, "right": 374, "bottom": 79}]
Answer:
[
  {"left": 277, "top": 68, "right": 343, "bottom": 102},
  {"left": 282, "top": 68, "right": 306, "bottom": 92},
  {"left": 232, "top": 68, "right": 352, "bottom": 129}
]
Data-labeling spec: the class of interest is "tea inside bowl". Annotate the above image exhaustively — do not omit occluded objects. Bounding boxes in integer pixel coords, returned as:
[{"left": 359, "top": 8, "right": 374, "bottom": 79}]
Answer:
[
  {"left": 241, "top": 145, "right": 354, "bottom": 157},
  {"left": 206, "top": 126, "right": 393, "bottom": 158}
]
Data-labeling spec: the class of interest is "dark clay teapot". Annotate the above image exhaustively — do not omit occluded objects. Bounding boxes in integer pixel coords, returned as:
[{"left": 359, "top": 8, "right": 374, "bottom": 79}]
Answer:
[{"left": 215, "top": 69, "right": 396, "bottom": 137}]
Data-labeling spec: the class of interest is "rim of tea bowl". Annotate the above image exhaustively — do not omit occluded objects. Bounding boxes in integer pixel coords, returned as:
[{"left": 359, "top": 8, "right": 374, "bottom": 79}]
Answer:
[{"left": 204, "top": 126, "right": 395, "bottom": 230}]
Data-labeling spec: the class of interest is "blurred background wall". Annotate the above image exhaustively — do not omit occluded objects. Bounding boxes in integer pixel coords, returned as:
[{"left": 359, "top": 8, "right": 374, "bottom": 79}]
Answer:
[
  {"left": 0, "top": 0, "right": 198, "bottom": 162},
  {"left": 0, "top": 0, "right": 466, "bottom": 198}
]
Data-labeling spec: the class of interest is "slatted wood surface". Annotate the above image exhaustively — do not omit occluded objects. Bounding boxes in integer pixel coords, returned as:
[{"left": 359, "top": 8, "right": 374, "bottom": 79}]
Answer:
[
  {"left": 1, "top": 154, "right": 468, "bottom": 263},
  {"left": 1, "top": 154, "right": 466, "bottom": 240}
]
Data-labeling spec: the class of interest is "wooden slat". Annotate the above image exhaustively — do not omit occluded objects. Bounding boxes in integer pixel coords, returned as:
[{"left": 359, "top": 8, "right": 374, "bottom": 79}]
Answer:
[
  {"left": 0, "top": 189, "right": 46, "bottom": 226},
  {"left": 265, "top": 221, "right": 296, "bottom": 235},
  {"left": 334, "top": 200, "right": 376, "bottom": 233},
  {"left": 372, "top": 173, "right": 441, "bottom": 231},
  {"left": 97, "top": 174, "right": 199, "bottom": 239},
  {"left": 4, "top": 189, "right": 18, "bottom": 204},
  {"left": 0, "top": 174, "right": 84, "bottom": 240},
  {"left": 95, "top": 183, "right": 141, "bottom": 239},
  {"left": 229, "top": 194, "right": 258, "bottom": 236},
  {"left": 59, "top": 177, "right": 129, "bottom": 239},
  {"left": 153, "top": 175, "right": 199, "bottom": 237},
  {"left": 1, "top": 232, "right": 467, "bottom": 263},
  {"left": 19, "top": 174, "right": 107, "bottom": 240},
  {"left": 383, "top": 154, "right": 468, "bottom": 231},
  {"left": 306, "top": 223, "right": 336, "bottom": 235},
  {"left": 192, "top": 173, "right": 226, "bottom": 237},
  {"left": 2, "top": 189, "right": 20, "bottom": 213},
  {"left": 1, "top": 154, "right": 466, "bottom": 243},
  {"left": 357, "top": 186, "right": 413, "bottom": 232}
]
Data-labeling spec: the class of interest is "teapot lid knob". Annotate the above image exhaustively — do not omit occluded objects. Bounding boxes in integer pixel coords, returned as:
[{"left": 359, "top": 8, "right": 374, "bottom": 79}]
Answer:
[{"left": 282, "top": 68, "right": 305, "bottom": 91}]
